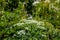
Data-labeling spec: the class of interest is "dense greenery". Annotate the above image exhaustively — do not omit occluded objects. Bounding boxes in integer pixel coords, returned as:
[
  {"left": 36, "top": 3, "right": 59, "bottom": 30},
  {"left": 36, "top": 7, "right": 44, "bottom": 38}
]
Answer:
[{"left": 0, "top": 0, "right": 60, "bottom": 40}]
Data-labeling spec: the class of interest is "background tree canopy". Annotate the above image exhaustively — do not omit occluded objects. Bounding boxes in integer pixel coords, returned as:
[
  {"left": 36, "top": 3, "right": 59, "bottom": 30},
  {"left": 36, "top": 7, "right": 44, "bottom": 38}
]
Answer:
[{"left": 0, "top": 0, "right": 60, "bottom": 40}]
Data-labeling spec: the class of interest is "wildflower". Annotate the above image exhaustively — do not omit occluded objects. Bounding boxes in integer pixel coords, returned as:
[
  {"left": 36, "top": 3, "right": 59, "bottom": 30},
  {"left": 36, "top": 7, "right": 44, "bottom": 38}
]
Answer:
[
  {"left": 25, "top": 27, "right": 29, "bottom": 30},
  {"left": 13, "top": 34, "right": 16, "bottom": 36},
  {"left": 40, "top": 27, "right": 46, "bottom": 30},
  {"left": 42, "top": 34, "right": 46, "bottom": 37},
  {"left": 27, "top": 16, "right": 32, "bottom": 20},
  {"left": 23, "top": 2, "right": 26, "bottom": 5},
  {"left": 10, "top": 26, "right": 13, "bottom": 29},
  {"left": 24, "top": 20, "right": 38, "bottom": 24},
  {"left": 37, "top": 21, "right": 44, "bottom": 25},
  {"left": 12, "top": 34, "right": 16, "bottom": 38},
  {"left": 14, "top": 23, "right": 24, "bottom": 26},
  {"left": 33, "top": 1, "right": 40, "bottom": 6},
  {"left": 31, "top": 20, "right": 38, "bottom": 23},
  {"left": 17, "top": 30, "right": 25, "bottom": 35}
]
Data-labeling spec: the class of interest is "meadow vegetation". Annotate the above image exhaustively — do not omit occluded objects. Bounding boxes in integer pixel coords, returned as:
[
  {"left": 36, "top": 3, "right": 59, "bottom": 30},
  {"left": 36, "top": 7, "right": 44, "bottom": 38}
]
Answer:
[{"left": 0, "top": 0, "right": 60, "bottom": 40}]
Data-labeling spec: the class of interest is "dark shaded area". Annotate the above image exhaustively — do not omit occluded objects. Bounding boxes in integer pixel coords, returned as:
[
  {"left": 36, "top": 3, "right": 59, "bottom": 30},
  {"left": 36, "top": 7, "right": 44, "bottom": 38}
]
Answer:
[
  {"left": 25, "top": 0, "right": 34, "bottom": 15},
  {"left": 4, "top": 0, "right": 19, "bottom": 11}
]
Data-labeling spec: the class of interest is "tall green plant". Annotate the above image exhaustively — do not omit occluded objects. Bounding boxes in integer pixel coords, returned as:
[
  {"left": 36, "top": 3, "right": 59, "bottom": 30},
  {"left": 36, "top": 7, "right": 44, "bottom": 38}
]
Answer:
[{"left": 33, "top": 0, "right": 60, "bottom": 27}]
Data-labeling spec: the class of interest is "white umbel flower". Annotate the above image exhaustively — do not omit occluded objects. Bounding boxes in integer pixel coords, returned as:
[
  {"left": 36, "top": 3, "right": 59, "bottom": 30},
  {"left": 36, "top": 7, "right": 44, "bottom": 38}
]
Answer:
[
  {"left": 23, "top": 20, "right": 38, "bottom": 24},
  {"left": 27, "top": 16, "right": 32, "bottom": 19},
  {"left": 17, "top": 30, "right": 25, "bottom": 35},
  {"left": 37, "top": 21, "right": 44, "bottom": 25},
  {"left": 42, "top": 34, "right": 46, "bottom": 37},
  {"left": 25, "top": 27, "right": 29, "bottom": 30},
  {"left": 14, "top": 23, "right": 24, "bottom": 26},
  {"left": 33, "top": 1, "right": 40, "bottom": 6}
]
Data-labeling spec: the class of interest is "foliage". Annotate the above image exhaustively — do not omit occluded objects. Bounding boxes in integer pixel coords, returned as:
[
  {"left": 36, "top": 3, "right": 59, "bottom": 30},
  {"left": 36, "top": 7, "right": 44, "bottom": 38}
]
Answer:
[
  {"left": 33, "top": 0, "right": 60, "bottom": 27},
  {"left": 1, "top": 19, "right": 60, "bottom": 40},
  {"left": 0, "top": 0, "right": 60, "bottom": 40}
]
